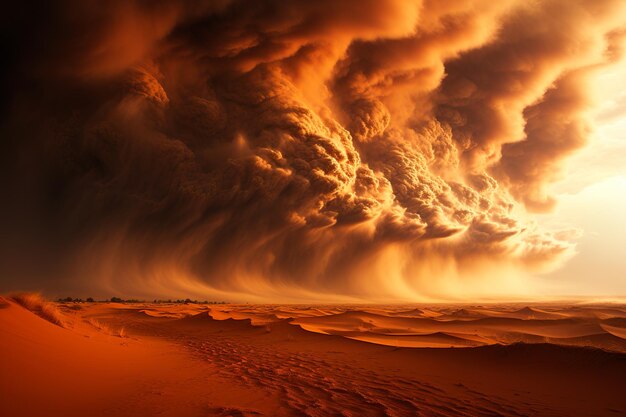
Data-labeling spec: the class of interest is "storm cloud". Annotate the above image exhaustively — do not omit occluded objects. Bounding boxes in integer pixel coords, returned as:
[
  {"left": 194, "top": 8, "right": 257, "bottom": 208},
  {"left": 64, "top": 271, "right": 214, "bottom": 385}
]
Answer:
[{"left": 1, "top": 0, "right": 624, "bottom": 301}]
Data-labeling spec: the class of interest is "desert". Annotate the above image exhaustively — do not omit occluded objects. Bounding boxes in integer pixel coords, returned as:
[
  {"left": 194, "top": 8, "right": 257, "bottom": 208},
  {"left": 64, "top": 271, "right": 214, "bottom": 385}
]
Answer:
[
  {"left": 2, "top": 1, "right": 626, "bottom": 416},
  {"left": 2, "top": 294, "right": 625, "bottom": 417}
]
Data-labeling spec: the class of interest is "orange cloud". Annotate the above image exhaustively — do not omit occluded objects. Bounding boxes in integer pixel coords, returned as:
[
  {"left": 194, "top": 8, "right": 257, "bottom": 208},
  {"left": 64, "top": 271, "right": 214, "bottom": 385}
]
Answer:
[{"left": 1, "top": 0, "right": 624, "bottom": 301}]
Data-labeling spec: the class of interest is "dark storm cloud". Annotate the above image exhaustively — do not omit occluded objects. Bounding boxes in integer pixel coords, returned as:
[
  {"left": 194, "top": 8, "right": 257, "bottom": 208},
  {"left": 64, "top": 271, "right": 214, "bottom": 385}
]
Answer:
[{"left": 1, "top": 0, "right": 624, "bottom": 300}]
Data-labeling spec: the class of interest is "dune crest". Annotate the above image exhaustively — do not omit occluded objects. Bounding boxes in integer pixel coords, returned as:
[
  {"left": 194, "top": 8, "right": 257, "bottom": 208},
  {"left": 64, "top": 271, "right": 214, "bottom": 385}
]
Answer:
[
  {"left": 9, "top": 293, "right": 67, "bottom": 328},
  {"left": 2, "top": 299, "right": 626, "bottom": 416}
]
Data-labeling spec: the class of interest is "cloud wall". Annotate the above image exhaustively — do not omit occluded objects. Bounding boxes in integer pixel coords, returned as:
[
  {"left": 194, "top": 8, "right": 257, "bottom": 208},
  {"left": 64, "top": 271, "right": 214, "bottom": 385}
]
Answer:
[{"left": 1, "top": 0, "right": 625, "bottom": 301}]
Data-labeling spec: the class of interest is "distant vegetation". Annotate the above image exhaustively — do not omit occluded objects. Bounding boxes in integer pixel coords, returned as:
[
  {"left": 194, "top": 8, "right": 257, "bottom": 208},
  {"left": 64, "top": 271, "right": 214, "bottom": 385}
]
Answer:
[
  {"left": 56, "top": 297, "right": 227, "bottom": 304},
  {"left": 151, "top": 298, "right": 227, "bottom": 305}
]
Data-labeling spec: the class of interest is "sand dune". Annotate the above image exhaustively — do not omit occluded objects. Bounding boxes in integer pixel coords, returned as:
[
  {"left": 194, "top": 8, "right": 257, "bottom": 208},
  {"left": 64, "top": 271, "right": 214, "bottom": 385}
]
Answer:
[
  {"left": 201, "top": 304, "right": 626, "bottom": 353},
  {"left": 2, "top": 298, "right": 626, "bottom": 416},
  {"left": 385, "top": 308, "right": 427, "bottom": 317},
  {"left": 601, "top": 321, "right": 626, "bottom": 339},
  {"left": 344, "top": 331, "right": 491, "bottom": 348}
]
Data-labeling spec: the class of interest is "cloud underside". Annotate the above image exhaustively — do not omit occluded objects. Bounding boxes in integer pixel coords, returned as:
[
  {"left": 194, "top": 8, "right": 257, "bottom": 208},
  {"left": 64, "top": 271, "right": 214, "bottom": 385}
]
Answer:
[{"left": 1, "top": 0, "right": 625, "bottom": 300}]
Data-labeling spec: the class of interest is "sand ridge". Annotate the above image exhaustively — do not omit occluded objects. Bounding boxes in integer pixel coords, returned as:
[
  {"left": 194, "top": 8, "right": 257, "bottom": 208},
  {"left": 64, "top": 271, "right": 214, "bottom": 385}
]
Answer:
[
  {"left": 203, "top": 303, "right": 626, "bottom": 352},
  {"left": 2, "top": 298, "right": 626, "bottom": 416}
]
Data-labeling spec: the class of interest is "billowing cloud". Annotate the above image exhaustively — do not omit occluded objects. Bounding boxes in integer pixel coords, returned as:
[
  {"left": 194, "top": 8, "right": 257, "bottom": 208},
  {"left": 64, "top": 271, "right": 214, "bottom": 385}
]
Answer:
[{"left": 1, "top": 0, "right": 625, "bottom": 301}]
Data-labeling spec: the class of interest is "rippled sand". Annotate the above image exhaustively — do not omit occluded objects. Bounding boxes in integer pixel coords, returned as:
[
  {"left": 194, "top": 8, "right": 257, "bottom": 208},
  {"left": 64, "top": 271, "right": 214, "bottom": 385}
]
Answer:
[{"left": 2, "top": 297, "right": 625, "bottom": 416}]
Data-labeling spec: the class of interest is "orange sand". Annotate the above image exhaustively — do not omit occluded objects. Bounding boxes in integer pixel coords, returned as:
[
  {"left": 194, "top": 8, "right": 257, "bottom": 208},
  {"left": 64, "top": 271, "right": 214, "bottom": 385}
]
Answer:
[{"left": 1, "top": 296, "right": 625, "bottom": 416}]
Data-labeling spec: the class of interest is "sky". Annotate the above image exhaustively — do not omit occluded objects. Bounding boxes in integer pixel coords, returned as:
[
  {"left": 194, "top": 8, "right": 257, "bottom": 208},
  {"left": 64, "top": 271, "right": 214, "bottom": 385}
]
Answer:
[
  {"left": 534, "top": 60, "right": 626, "bottom": 297},
  {"left": 0, "top": 0, "right": 625, "bottom": 302}
]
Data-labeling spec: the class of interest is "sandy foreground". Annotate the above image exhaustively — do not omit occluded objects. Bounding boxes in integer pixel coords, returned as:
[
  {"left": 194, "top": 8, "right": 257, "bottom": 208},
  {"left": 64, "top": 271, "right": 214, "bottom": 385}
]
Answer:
[{"left": 1, "top": 296, "right": 625, "bottom": 417}]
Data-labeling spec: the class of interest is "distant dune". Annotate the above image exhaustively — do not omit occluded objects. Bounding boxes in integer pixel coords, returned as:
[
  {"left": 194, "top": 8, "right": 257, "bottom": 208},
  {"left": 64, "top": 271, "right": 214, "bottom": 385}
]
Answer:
[{"left": 1, "top": 297, "right": 625, "bottom": 416}]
